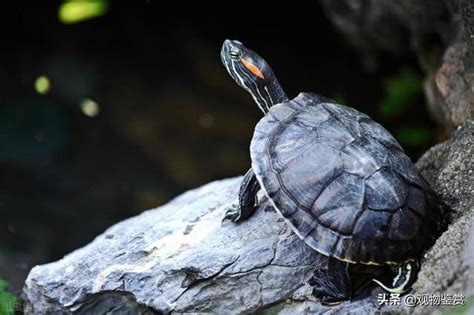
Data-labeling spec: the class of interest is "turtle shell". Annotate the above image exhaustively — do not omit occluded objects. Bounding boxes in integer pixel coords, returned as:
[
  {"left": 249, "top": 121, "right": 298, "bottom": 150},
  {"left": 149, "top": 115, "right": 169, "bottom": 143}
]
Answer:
[{"left": 250, "top": 93, "right": 444, "bottom": 265}]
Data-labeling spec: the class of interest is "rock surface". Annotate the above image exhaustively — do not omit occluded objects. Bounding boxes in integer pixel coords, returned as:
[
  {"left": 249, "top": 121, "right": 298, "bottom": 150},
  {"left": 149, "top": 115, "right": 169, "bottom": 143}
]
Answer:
[
  {"left": 425, "top": 42, "right": 474, "bottom": 133},
  {"left": 319, "top": 0, "right": 474, "bottom": 133},
  {"left": 412, "top": 119, "right": 474, "bottom": 314},
  {"left": 22, "top": 178, "right": 328, "bottom": 314}
]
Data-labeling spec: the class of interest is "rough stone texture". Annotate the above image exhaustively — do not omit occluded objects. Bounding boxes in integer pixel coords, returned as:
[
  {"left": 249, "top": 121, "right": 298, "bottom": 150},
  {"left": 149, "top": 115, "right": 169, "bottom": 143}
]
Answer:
[
  {"left": 22, "top": 178, "right": 327, "bottom": 314},
  {"left": 412, "top": 119, "right": 474, "bottom": 314},
  {"left": 424, "top": 42, "right": 474, "bottom": 133},
  {"left": 20, "top": 174, "right": 393, "bottom": 314},
  {"left": 416, "top": 120, "right": 474, "bottom": 217},
  {"left": 319, "top": 0, "right": 474, "bottom": 133},
  {"left": 461, "top": 0, "right": 474, "bottom": 67}
]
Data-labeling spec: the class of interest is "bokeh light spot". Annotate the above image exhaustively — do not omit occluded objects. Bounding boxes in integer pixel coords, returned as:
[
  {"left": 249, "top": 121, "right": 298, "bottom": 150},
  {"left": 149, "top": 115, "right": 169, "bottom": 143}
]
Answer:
[
  {"left": 34, "top": 75, "right": 51, "bottom": 94},
  {"left": 58, "top": 0, "right": 109, "bottom": 25},
  {"left": 198, "top": 113, "right": 214, "bottom": 128},
  {"left": 80, "top": 98, "right": 100, "bottom": 117}
]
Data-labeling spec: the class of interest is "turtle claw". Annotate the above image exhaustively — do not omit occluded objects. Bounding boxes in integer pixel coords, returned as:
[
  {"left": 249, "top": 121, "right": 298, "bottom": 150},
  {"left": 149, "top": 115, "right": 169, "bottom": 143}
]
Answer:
[{"left": 222, "top": 202, "right": 242, "bottom": 223}]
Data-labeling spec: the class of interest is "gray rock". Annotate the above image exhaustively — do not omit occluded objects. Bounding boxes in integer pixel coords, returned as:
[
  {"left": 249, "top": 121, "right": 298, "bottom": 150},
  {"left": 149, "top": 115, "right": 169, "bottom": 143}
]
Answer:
[
  {"left": 424, "top": 42, "right": 474, "bottom": 133},
  {"left": 318, "top": 0, "right": 460, "bottom": 70},
  {"left": 22, "top": 178, "right": 327, "bottom": 314},
  {"left": 20, "top": 175, "right": 390, "bottom": 314},
  {"left": 416, "top": 120, "right": 474, "bottom": 217},
  {"left": 319, "top": 0, "right": 474, "bottom": 132},
  {"left": 21, "top": 121, "right": 474, "bottom": 314},
  {"left": 412, "top": 119, "right": 474, "bottom": 314}
]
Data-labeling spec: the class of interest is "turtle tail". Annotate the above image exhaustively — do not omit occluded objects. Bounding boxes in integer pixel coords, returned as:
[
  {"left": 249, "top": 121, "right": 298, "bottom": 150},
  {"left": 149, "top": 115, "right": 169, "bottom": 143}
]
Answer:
[{"left": 372, "top": 259, "right": 419, "bottom": 294}]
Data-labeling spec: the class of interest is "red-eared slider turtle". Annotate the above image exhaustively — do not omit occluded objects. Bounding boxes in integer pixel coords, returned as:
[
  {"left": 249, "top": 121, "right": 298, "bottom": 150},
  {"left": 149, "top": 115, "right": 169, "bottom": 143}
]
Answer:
[{"left": 221, "top": 39, "right": 447, "bottom": 304}]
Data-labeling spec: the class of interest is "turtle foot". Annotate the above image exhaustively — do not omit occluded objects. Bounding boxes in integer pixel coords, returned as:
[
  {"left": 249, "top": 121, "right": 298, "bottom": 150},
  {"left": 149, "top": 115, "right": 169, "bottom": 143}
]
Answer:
[
  {"left": 309, "top": 258, "right": 351, "bottom": 306},
  {"left": 310, "top": 277, "right": 350, "bottom": 306},
  {"left": 222, "top": 201, "right": 242, "bottom": 223}
]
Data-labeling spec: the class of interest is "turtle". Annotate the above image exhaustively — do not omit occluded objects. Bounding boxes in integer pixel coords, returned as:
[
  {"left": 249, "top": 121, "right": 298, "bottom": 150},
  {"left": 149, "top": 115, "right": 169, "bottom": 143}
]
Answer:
[{"left": 220, "top": 39, "right": 448, "bottom": 304}]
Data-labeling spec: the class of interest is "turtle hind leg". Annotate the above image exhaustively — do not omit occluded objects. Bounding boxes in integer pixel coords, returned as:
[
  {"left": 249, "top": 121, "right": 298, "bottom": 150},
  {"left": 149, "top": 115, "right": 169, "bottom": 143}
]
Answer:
[
  {"left": 372, "top": 259, "right": 419, "bottom": 294},
  {"left": 309, "top": 258, "right": 352, "bottom": 305},
  {"left": 223, "top": 168, "right": 260, "bottom": 223}
]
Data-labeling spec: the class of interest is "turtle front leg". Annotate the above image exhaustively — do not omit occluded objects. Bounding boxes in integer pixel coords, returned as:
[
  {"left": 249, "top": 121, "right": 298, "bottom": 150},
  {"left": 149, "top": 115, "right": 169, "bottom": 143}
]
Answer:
[
  {"left": 309, "top": 257, "right": 352, "bottom": 305},
  {"left": 223, "top": 168, "right": 260, "bottom": 222}
]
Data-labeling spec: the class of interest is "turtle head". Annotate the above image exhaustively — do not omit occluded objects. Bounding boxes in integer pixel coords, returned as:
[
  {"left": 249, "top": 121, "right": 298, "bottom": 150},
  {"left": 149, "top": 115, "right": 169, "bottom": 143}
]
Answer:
[{"left": 221, "top": 39, "right": 288, "bottom": 114}]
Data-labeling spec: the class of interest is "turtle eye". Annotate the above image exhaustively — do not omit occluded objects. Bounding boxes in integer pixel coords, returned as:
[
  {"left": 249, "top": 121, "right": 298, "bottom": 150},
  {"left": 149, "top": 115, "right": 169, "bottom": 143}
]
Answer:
[{"left": 229, "top": 50, "right": 240, "bottom": 59}]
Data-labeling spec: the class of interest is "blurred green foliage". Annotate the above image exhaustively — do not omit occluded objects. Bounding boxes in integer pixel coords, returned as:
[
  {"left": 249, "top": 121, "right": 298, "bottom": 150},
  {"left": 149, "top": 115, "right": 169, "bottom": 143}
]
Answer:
[
  {"left": 0, "top": 279, "right": 17, "bottom": 315},
  {"left": 34, "top": 75, "right": 51, "bottom": 95},
  {"left": 395, "top": 126, "right": 434, "bottom": 147},
  {"left": 379, "top": 69, "right": 422, "bottom": 119},
  {"left": 59, "top": 0, "right": 109, "bottom": 24},
  {"left": 378, "top": 69, "right": 434, "bottom": 148}
]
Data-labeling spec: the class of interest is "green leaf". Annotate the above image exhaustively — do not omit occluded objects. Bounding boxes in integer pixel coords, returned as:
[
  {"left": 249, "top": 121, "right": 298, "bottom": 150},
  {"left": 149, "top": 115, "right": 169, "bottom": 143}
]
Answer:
[
  {"left": 379, "top": 69, "right": 422, "bottom": 119},
  {"left": 0, "top": 279, "right": 18, "bottom": 315}
]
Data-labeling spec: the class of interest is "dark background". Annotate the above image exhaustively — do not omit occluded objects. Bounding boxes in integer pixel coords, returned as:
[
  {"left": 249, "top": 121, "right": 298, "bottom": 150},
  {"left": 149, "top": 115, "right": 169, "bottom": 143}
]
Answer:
[{"left": 0, "top": 1, "right": 436, "bottom": 296}]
